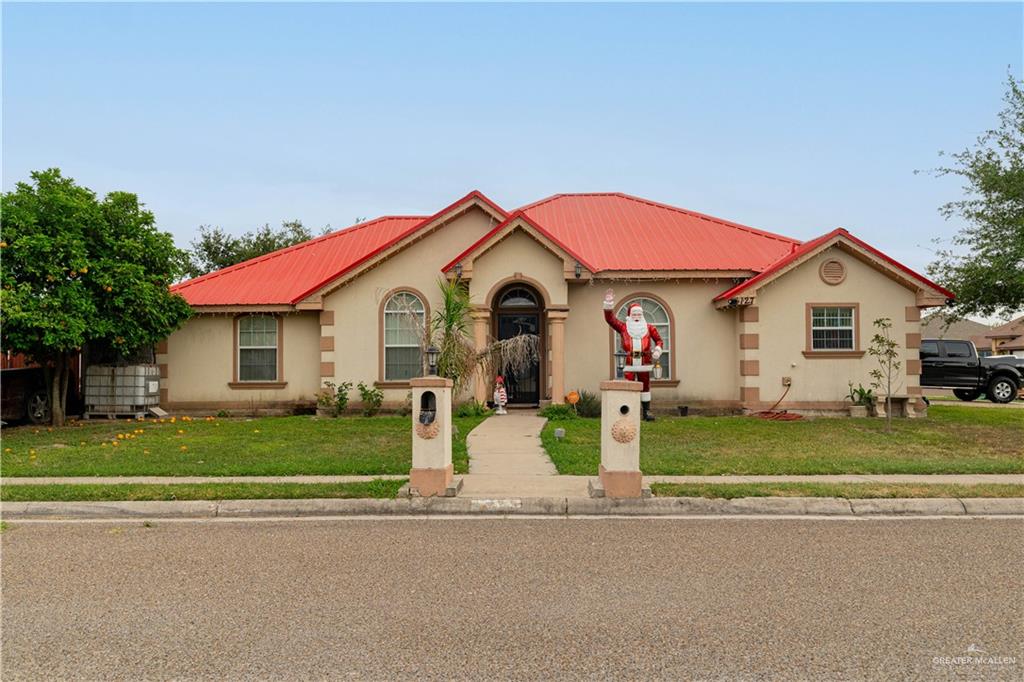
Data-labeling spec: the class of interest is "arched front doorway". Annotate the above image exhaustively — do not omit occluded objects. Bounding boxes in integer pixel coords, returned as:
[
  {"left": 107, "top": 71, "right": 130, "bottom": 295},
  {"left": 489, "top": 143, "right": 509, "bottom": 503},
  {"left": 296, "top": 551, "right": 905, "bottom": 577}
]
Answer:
[{"left": 492, "top": 283, "right": 544, "bottom": 406}]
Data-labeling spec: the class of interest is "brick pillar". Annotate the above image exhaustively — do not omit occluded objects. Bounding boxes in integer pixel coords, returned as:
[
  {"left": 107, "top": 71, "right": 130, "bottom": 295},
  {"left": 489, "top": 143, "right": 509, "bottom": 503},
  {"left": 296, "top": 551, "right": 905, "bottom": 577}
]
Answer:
[{"left": 738, "top": 306, "right": 760, "bottom": 410}]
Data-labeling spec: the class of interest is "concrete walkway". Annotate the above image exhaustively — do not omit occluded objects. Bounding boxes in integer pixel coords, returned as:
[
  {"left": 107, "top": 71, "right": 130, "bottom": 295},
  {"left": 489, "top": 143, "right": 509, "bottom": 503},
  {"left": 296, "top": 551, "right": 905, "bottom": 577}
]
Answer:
[
  {"left": 461, "top": 411, "right": 565, "bottom": 497},
  {"left": 465, "top": 411, "right": 557, "bottom": 476}
]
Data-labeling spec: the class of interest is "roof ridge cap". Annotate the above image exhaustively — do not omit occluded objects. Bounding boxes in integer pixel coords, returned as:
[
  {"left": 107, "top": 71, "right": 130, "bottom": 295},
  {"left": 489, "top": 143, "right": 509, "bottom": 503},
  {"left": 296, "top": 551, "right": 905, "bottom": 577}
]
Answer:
[
  {"left": 611, "top": 192, "right": 800, "bottom": 245},
  {"left": 173, "top": 215, "right": 425, "bottom": 291}
]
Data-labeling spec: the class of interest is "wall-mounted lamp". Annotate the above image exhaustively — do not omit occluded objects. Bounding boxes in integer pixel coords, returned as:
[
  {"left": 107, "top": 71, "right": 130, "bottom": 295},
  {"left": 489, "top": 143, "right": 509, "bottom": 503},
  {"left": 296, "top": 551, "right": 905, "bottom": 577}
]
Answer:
[
  {"left": 614, "top": 350, "right": 627, "bottom": 373},
  {"left": 574, "top": 262, "right": 582, "bottom": 279},
  {"left": 425, "top": 345, "right": 440, "bottom": 376},
  {"left": 454, "top": 263, "right": 463, "bottom": 279}
]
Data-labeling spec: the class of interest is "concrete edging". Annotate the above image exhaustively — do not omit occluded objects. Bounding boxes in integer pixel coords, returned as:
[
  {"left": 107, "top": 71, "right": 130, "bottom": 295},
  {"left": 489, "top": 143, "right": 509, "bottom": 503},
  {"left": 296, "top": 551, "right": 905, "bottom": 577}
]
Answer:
[{"left": 2, "top": 496, "right": 1023, "bottom": 520}]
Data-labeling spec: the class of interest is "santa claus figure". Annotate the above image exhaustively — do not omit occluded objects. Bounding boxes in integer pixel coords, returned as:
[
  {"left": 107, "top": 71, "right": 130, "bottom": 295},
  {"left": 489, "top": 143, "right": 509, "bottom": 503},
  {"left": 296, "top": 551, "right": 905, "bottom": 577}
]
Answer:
[
  {"left": 603, "top": 290, "right": 663, "bottom": 421},
  {"left": 493, "top": 375, "right": 508, "bottom": 415}
]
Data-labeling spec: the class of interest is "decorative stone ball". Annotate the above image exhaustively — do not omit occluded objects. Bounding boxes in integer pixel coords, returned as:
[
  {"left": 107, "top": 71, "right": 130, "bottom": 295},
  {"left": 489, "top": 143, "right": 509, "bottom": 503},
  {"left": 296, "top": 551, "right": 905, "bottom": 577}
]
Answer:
[
  {"left": 611, "top": 417, "right": 636, "bottom": 444},
  {"left": 415, "top": 422, "right": 440, "bottom": 440}
]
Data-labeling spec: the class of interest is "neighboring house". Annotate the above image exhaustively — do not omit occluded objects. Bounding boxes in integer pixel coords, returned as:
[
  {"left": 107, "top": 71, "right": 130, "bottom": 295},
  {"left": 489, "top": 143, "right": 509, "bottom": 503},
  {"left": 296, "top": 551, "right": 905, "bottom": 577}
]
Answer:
[
  {"left": 920, "top": 313, "right": 993, "bottom": 357},
  {"left": 162, "top": 190, "right": 953, "bottom": 413},
  {"left": 984, "top": 317, "right": 1024, "bottom": 356}
]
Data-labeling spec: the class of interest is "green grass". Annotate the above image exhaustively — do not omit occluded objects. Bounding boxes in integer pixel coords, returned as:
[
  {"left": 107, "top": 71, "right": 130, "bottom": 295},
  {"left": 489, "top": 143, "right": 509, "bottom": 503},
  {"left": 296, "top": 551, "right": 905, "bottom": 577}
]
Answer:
[
  {"left": 542, "top": 404, "right": 1023, "bottom": 475},
  {"left": 0, "top": 414, "right": 488, "bottom": 478},
  {"left": 0, "top": 479, "right": 406, "bottom": 502},
  {"left": 650, "top": 482, "right": 1024, "bottom": 499}
]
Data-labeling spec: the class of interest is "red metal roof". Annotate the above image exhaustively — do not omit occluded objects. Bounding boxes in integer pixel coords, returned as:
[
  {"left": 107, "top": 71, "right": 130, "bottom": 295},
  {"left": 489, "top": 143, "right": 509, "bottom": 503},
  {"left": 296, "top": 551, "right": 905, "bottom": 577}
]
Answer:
[
  {"left": 713, "top": 227, "right": 955, "bottom": 302},
  {"left": 173, "top": 216, "right": 427, "bottom": 305},
  {"left": 173, "top": 190, "right": 947, "bottom": 307},
  {"left": 516, "top": 193, "right": 799, "bottom": 272}
]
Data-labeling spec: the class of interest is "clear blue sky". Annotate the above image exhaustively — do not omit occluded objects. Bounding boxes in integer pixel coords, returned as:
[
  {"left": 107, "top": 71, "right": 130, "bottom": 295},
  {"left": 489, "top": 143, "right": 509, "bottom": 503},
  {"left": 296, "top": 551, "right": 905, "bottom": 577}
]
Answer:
[{"left": 3, "top": 2, "right": 1021, "bottom": 275}]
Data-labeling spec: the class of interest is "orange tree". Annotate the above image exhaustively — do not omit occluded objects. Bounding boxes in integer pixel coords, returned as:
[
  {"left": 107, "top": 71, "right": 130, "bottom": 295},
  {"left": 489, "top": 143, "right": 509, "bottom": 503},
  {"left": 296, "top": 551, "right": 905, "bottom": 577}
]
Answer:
[{"left": 1, "top": 169, "right": 192, "bottom": 425}]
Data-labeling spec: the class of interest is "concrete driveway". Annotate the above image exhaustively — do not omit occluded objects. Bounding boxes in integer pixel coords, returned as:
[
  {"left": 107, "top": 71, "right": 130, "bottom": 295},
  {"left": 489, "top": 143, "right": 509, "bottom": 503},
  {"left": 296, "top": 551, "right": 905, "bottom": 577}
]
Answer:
[{"left": 3, "top": 517, "right": 1022, "bottom": 680}]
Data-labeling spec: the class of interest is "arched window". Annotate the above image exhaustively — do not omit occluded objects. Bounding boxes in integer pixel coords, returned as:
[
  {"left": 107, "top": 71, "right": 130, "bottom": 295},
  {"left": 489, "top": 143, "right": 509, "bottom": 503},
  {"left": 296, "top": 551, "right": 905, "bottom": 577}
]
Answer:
[
  {"left": 615, "top": 297, "right": 672, "bottom": 379},
  {"left": 383, "top": 291, "right": 426, "bottom": 381},
  {"left": 498, "top": 287, "right": 539, "bottom": 309}
]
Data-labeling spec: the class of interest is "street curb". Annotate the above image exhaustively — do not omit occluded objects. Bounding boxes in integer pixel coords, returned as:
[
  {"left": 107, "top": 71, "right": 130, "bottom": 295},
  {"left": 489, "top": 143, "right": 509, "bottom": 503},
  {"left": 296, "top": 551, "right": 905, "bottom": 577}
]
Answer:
[{"left": 3, "top": 497, "right": 1023, "bottom": 520}]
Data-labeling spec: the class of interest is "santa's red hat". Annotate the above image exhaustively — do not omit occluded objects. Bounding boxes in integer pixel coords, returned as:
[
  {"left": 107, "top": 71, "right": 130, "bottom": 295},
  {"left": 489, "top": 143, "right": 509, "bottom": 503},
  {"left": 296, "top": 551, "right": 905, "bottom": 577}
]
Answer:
[
  {"left": 495, "top": 375, "right": 504, "bottom": 384},
  {"left": 628, "top": 303, "right": 644, "bottom": 315}
]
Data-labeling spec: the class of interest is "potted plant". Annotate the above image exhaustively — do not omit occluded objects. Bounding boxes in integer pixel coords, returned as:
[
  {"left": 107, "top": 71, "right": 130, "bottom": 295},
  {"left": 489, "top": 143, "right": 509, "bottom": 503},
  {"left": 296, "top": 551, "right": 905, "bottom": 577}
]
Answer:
[{"left": 847, "top": 381, "right": 875, "bottom": 417}]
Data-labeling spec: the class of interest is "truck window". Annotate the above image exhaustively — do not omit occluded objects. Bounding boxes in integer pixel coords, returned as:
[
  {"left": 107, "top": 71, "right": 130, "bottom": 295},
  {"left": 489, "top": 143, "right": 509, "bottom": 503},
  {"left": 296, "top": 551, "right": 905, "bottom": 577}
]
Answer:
[
  {"left": 920, "top": 340, "right": 939, "bottom": 359},
  {"left": 944, "top": 341, "right": 973, "bottom": 358}
]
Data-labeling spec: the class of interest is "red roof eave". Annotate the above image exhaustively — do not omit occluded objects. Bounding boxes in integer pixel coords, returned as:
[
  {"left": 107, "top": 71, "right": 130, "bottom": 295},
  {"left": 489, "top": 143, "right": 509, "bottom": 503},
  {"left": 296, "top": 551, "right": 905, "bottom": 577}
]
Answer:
[
  {"left": 442, "top": 210, "right": 598, "bottom": 275},
  {"left": 285, "top": 190, "right": 508, "bottom": 304},
  {"left": 713, "top": 228, "right": 956, "bottom": 302}
]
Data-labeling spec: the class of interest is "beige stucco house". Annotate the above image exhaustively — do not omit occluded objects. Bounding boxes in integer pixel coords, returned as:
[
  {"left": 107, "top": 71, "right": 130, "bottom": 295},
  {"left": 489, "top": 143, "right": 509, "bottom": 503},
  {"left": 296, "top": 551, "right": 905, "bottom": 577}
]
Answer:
[{"left": 162, "top": 190, "right": 953, "bottom": 414}]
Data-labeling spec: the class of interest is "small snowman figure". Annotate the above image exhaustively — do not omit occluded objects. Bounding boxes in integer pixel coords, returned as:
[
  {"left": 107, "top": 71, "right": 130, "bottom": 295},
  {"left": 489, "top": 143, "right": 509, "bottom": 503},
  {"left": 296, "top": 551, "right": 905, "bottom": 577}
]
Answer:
[{"left": 493, "top": 375, "right": 508, "bottom": 415}]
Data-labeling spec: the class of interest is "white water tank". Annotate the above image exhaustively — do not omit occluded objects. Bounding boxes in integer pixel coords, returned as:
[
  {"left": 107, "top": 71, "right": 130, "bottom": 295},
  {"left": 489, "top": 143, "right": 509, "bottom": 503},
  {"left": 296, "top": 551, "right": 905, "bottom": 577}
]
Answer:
[{"left": 84, "top": 364, "right": 160, "bottom": 418}]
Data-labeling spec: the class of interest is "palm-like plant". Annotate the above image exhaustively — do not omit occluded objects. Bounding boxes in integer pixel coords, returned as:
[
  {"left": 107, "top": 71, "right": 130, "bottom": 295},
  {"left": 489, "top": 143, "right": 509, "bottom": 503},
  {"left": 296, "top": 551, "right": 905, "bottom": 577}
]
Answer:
[{"left": 425, "top": 278, "right": 539, "bottom": 396}]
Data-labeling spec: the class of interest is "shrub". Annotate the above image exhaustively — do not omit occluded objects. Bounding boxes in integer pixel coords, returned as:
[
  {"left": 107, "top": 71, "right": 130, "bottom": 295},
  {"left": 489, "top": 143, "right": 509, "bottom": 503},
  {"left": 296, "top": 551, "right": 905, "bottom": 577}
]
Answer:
[
  {"left": 455, "top": 400, "right": 490, "bottom": 418},
  {"left": 397, "top": 390, "right": 412, "bottom": 417},
  {"left": 574, "top": 390, "right": 601, "bottom": 418},
  {"left": 846, "top": 381, "right": 875, "bottom": 407},
  {"left": 539, "top": 404, "right": 577, "bottom": 421},
  {"left": 316, "top": 381, "right": 353, "bottom": 416},
  {"left": 357, "top": 381, "right": 383, "bottom": 417}
]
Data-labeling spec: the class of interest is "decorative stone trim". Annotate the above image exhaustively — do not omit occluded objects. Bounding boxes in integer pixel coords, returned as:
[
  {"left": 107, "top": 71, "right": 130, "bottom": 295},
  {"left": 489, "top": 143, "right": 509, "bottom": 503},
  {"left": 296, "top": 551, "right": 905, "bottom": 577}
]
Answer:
[
  {"left": 158, "top": 363, "right": 168, "bottom": 379},
  {"left": 907, "top": 386, "right": 923, "bottom": 395},
  {"left": 611, "top": 418, "right": 637, "bottom": 444},
  {"left": 740, "top": 386, "right": 760, "bottom": 402},
  {"left": 600, "top": 380, "right": 642, "bottom": 392},
  {"left": 905, "top": 306, "right": 920, "bottom": 322},
  {"left": 740, "top": 360, "right": 760, "bottom": 376},
  {"left": 739, "top": 306, "right": 759, "bottom": 323},
  {"left": 155, "top": 339, "right": 168, "bottom": 354},
  {"left": 739, "top": 333, "right": 759, "bottom": 350},
  {"left": 906, "top": 359, "right": 921, "bottom": 376},
  {"left": 801, "top": 351, "right": 866, "bottom": 359},
  {"left": 320, "top": 361, "right": 335, "bottom": 377},
  {"left": 905, "top": 333, "right": 921, "bottom": 349},
  {"left": 320, "top": 336, "right": 335, "bottom": 351},
  {"left": 415, "top": 422, "right": 440, "bottom": 440},
  {"left": 227, "top": 382, "right": 287, "bottom": 390},
  {"left": 319, "top": 310, "right": 335, "bottom": 326}
]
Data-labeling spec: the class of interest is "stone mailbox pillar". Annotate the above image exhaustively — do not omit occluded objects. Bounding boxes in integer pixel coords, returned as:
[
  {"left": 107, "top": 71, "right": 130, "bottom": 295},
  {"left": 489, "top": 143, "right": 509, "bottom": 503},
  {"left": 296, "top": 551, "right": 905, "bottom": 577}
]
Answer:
[
  {"left": 408, "top": 376, "right": 462, "bottom": 497},
  {"left": 589, "top": 380, "right": 650, "bottom": 499}
]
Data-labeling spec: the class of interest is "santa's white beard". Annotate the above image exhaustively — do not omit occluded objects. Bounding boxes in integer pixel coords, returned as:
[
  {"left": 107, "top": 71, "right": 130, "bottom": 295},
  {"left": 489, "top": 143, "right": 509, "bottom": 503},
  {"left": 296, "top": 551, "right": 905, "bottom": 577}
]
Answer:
[{"left": 626, "top": 316, "right": 648, "bottom": 340}]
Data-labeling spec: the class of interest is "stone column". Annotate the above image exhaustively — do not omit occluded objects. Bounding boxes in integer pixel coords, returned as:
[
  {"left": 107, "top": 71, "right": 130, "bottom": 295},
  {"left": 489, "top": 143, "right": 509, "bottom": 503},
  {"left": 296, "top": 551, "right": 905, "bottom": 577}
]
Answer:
[
  {"left": 589, "top": 380, "right": 650, "bottom": 499},
  {"left": 407, "top": 376, "right": 461, "bottom": 497},
  {"left": 738, "top": 306, "right": 760, "bottom": 411},
  {"left": 548, "top": 310, "right": 568, "bottom": 404},
  {"left": 471, "top": 309, "right": 490, "bottom": 404}
]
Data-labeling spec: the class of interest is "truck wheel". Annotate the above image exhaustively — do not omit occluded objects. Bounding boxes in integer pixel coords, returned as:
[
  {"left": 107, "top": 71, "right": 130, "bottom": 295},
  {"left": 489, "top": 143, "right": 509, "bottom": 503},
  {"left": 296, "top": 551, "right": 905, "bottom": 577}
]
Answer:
[
  {"left": 26, "top": 389, "right": 51, "bottom": 424},
  {"left": 953, "top": 389, "right": 981, "bottom": 402},
  {"left": 987, "top": 376, "right": 1019, "bottom": 404}
]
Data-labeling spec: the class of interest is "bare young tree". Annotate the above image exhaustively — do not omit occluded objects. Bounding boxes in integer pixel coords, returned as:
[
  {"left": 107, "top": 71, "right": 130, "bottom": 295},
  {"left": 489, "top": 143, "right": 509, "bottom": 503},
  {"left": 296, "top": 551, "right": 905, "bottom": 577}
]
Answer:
[{"left": 868, "top": 317, "right": 903, "bottom": 433}]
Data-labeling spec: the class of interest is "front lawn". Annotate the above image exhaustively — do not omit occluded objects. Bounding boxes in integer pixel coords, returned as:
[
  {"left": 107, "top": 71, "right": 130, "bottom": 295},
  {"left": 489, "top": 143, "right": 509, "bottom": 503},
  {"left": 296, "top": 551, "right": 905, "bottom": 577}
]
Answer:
[
  {"left": 650, "top": 482, "right": 1024, "bottom": 499},
  {"left": 0, "top": 479, "right": 405, "bottom": 502},
  {"left": 541, "top": 404, "right": 1023, "bottom": 475},
  {"left": 1, "top": 414, "right": 488, "bottom": 477}
]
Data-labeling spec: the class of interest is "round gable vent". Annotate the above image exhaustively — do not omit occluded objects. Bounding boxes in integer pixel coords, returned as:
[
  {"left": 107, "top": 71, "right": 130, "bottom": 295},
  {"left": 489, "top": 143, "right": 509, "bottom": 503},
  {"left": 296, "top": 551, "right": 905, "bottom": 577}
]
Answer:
[{"left": 819, "top": 259, "right": 846, "bottom": 285}]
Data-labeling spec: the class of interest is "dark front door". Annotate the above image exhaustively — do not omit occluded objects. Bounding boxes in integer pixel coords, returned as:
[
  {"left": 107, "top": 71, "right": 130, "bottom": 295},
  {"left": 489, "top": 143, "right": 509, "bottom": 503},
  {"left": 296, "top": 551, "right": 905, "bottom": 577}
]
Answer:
[{"left": 496, "top": 312, "right": 541, "bottom": 405}]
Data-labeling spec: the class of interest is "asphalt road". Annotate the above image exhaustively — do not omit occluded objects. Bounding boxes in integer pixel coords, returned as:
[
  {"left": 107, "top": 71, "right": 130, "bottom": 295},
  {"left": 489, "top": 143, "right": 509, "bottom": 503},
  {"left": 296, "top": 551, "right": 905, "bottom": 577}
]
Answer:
[{"left": 3, "top": 517, "right": 1022, "bottom": 681}]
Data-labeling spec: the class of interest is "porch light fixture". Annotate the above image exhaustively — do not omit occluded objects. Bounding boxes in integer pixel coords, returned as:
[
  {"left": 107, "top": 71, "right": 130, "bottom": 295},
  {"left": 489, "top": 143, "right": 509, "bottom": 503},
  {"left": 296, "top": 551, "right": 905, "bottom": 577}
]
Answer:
[
  {"left": 574, "top": 262, "right": 582, "bottom": 279},
  {"left": 614, "top": 350, "right": 627, "bottom": 372},
  {"left": 454, "top": 262, "right": 463, "bottom": 279},
  {"left": 425, "top": 345, "right": 440, "bottom": 376}
]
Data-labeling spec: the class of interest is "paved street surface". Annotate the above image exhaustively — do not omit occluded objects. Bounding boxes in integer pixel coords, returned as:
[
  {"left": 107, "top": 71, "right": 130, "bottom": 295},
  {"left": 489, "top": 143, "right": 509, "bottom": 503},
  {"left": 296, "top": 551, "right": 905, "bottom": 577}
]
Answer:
[{"left": 3, "top": 518, "right": 1022, "bottom": 680}]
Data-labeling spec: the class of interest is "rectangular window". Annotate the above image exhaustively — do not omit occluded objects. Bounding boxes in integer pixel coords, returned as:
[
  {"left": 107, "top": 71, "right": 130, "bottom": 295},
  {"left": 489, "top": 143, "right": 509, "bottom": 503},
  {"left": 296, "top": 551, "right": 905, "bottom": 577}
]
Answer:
[
  {"left": 810, "top": 306, "right": 855, "bottom": 351},
  {"left": 920, "top": 340, "right": 940, "bottom": 359},
  {"left": 944, "top": 341, "right": 973, "bottom": 358},
  {"left": 238, "top": 316, "right": 278, "bottom": 381}
]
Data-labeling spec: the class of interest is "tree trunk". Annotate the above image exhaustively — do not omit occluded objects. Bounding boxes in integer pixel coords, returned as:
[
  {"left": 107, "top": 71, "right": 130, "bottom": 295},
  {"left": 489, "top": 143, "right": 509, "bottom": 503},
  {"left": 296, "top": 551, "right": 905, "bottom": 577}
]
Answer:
[
  {"left": 886, "top": 370, "right": 892, "bottom": 434},
  {"left": 50, "top": 353, "right": 66, "bottom": 427}
]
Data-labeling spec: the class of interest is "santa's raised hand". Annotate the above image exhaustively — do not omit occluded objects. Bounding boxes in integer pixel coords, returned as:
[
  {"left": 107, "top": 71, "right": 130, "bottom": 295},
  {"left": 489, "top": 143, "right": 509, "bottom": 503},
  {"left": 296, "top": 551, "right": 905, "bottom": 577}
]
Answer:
[{"left": 603, "top": 289, "right": 615, "bottom": 310}]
